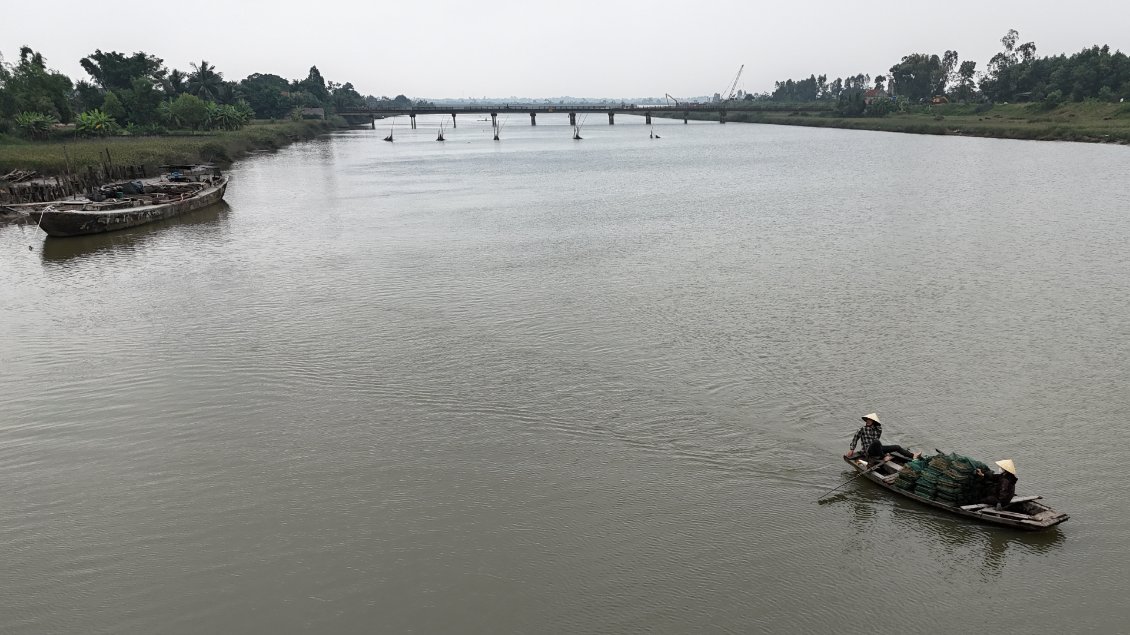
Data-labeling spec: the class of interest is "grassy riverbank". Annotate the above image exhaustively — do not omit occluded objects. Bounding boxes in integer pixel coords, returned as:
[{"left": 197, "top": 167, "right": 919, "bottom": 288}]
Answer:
[
  {"left": 0, "top": 119, "right": 343, "bottom": 176},
  {"left": 682, "top": 102, "right": 1130, "bottom": 143}
]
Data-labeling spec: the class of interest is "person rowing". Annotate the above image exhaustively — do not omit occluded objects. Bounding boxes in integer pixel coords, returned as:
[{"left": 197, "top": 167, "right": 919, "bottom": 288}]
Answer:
[{"left": 845, "top": 412, "right": 921, "bottom": 461}]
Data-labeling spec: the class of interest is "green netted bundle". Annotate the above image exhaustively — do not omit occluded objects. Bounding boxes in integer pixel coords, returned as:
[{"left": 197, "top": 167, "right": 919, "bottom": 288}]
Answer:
[
  {"left": 905, "top": 457, "right": 930, "bottom": 472},
  {"left": 893, "top": 469, "right": 920, "bottom": 491},
  {"left": 913, "top": 483, "right": 937, "bottom": 498},
  {"left": 917, "top": 468, "right": 941, "bottom": 484},
  {"left": 897, "top": 451, "right": 997, "bottom": 506}
]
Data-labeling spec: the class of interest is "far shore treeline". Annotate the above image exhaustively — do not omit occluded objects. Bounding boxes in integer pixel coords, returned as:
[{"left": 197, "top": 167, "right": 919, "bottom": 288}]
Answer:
[
  {"left": 0, "top": 46, "right": 428, "bottom": 140},
  {"left": 754, "top": 30, "right": 1129, "bottom": 117},
  {"left": 3, "top": 28, "right": 1130, "bottom": 159}
]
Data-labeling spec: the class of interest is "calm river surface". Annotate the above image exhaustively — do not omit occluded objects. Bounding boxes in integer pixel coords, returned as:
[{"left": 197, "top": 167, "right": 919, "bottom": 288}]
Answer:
[{"left": 2, "top": 116, "right": 1129, "bottom": 633}]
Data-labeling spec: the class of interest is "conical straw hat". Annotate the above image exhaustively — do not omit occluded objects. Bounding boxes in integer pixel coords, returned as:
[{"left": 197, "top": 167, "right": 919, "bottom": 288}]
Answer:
[
  {"left": 995, "top": 459, "right": 1016, "bottom": 475},
  {"left": 861, "top": 413, "right": 880, "bottom": 424}
]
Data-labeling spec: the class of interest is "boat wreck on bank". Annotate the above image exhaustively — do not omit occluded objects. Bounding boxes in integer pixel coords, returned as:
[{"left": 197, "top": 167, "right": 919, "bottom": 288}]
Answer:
[{"left": 4, "top": 165, "right": 228, "bottom": 238}]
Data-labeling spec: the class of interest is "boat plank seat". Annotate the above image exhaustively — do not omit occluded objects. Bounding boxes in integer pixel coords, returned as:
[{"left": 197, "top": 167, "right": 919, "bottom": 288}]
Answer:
[
  {"left": 977, "top": 508, "right": 1033, "bottom": 520},
  {"left": 961, "top": 495, "right": 1041, "bottom": 512}
]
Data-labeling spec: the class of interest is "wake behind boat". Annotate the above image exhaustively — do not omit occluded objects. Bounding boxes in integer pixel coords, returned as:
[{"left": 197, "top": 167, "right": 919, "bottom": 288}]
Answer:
[
  {"left": 17, "top": 165, "right": 228, "bottom": 238},
  {"left": 842, "top": 452, "right": 1069, "bottom": 531}
]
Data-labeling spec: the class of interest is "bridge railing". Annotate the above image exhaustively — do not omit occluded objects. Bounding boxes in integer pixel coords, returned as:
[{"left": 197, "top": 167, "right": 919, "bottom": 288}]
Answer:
[{"left": 339, "top": 104, "right": 725, "bottom": 114}]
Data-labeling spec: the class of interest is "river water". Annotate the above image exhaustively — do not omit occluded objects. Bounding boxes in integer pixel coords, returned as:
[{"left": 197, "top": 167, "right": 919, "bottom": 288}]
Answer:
[{"left": 2, "top": 115, "right": 1129, "bottom": 633}]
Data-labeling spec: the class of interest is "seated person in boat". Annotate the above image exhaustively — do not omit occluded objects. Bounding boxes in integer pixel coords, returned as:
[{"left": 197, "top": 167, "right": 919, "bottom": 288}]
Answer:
[
  {"left": 976, "top": 459, "right": 1018, "bottom": 509},
  {"left": 845, "top": 413, "right": 920, "bottom": 460}
]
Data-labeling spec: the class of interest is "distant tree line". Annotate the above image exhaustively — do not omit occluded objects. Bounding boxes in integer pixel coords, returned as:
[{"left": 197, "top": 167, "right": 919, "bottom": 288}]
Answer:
[
  {"left": 760, "top": 30, "right": 1130, "bottom": 115},
  {"left": 0, "top": 46, "right": 426, "bottom": 139}
]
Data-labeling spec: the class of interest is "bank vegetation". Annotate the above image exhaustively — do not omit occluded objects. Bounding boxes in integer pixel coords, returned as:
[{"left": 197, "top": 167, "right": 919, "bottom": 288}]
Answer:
[
  {"left": 0, "top": 45, "right": 427, "bottom": 175},
  {"left": 692, "top": 29, "right": 1130, "bottom": 143}
]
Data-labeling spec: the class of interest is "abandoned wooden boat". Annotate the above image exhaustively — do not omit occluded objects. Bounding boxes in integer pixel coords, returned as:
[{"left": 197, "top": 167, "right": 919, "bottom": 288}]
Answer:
[
  {"left": 22, "top": 168, "right": 228, "bottom": 238},
  {"left": 843, "top": 454, "right": 1069, "bottom": 531}
]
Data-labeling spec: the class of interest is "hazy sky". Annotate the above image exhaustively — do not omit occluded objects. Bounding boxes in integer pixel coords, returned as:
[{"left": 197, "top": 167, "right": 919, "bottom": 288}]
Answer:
[{"left": 2, "top": 1, "right": 1127, "bottom": 98}]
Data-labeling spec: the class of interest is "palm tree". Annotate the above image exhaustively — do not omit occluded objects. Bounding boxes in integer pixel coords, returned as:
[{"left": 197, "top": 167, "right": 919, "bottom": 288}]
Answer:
[
  {"left": 163, "top": 69, "right": 187, "bottom": 96},
  {"left": 188, "top": 60, "right": 223, "bottom": 101},
  {"left": 214, "top": 81, "right": 239, "bottom": 105}
]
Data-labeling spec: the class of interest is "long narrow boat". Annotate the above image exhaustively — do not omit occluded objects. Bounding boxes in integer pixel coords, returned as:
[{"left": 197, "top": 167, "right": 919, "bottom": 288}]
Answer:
[
  {"left": 843, "top": 454, "right": 1069, "bottom": 531},
  {"left": 22, "top": 172, "right": 228, "bottom": 238}
]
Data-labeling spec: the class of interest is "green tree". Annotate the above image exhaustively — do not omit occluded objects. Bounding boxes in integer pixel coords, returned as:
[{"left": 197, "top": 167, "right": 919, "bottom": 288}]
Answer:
[
  {"left": 828, "top": 77, "right": 843, "bottom": 98},
  {"left": 188, "top": 60, "right": 224, "bottom": 100},
  {"left": 80, "top": 50, "right": 166, "bottom": 91},
  {"left": 168, "top": 93, "right": 209, "bottom": 130},
  {"left": 239, "top": 73, "right": 294, "bottom": 119},
  {"left": 101, "top": 91, "right": 127, "bottom": 121},
  {"left": 0, "top": 54, "right": 14, "bottom": 119},
  {"left": 331, "top": 81, "right": 365, "bottom": 110},
  {"left": 122, "top": 76, "right": 163, "bottom": 124},
  {"left": 939, "top": 50, "right": 959, "bottom": 95},
  {"left": 74, "top": 80, "right": 104, "bottom": 111},
  {"left": 981, "top": 29, "right": 1036, "bottom": 101},
  {"left": 888, "top": 53, "right": 944, "bottom": 101},
  {"left": 2, "top": 46, "right": 74, "bottom": 122},
  {"left": 836, "top": 89, "right": 866, "bottom": 116},
  {"left": 162, "top": 69, "right": 187, "bottom": 96},
  {"left": 296, "top": 66, "right": 329, "bottom": 104},
  {"left": 956, "top": 61, "right": 977, "bottom": 101}
]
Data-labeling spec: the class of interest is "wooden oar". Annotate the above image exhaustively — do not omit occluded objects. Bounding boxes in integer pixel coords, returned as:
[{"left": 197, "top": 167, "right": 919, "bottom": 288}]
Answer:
[{"left": 817, "top": 459, "right": 884, "bottom": 501}]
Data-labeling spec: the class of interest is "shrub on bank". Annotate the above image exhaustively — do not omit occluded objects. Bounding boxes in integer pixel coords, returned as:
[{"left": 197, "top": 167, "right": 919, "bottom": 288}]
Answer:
[
  {"left": 0, "top": 119, "right": 339, "bottom": 175},
  {"left": 14, "top": 112, "right": 58, "bottom": 140}
]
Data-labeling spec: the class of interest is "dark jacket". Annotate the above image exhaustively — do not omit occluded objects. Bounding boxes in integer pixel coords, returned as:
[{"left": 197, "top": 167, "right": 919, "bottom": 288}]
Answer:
[
  {"left": 997, "top": 471, "right": 1017, "bottom": 505},
  {"left": 979, "top": 470, "right": 1018, "bottom": 506}
]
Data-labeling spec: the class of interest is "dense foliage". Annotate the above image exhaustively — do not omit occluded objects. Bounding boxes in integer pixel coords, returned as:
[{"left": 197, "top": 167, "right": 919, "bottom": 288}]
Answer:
[
  {"left": 764, "top": 30, "right": 1129, "bottom": 116},
  {"left": 1, "top": 45, "right": 422, "bottom": 140}
]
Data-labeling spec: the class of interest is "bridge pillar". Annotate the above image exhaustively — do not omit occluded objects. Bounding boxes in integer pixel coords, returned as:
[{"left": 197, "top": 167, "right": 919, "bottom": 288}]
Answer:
[
  {"left": 684, "top": 111, "right": 689, "bottom": 124},
  {"left": 720, "top": 109, "right": 726, "bottom": 124},
  {"left": 491, "top": 113, "right": 497, "bottom": 128},
  {"left": 410, "top": 114, "right": 416, "bottom": 129},
  {"left": 530, "top": 112, "right": 537, "bottom": 126},
  {"left": 608, "top": 112, "right": 615, "bottom": 125},
  {"left": 645, "top": 112, "right": 651, "bottom": 125},
  {"left": 569, "top": 112, "right": 576, "bottom": 126},
  {"left": 451, "top": 113, "right": 456, "bottom": 128},
  {"left": 370, "top": 116, "right": 375, "bottom": 130}
]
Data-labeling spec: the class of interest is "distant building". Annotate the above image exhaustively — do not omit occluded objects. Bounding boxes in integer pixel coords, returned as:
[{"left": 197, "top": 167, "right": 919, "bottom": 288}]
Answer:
[
  {"left": 864, "top": 88, "right": 888, "bottom": 104},
  {"left": 300, "top": 107, "right": 325, "bottom": 119}
]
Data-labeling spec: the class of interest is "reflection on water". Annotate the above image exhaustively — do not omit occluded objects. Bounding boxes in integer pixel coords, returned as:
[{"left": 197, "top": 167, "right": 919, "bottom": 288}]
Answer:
[
  {"left": 882, "top": 487, "right": 1068, "bottom": 581},
  {"left": 39, "top": 201, "right": 231, "bottom": 262},
  {"left": 823, "top": 468, "right": 1068, "bottom": 584}
]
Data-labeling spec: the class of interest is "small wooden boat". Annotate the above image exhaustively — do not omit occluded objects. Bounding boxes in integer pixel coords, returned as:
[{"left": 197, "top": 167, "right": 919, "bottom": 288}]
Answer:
[
  {"left": 843, "top": 454, "right": 1069, "bottom": 531},
  {"left": 23, "top": 170, "right": 228, "bottom": 238}
]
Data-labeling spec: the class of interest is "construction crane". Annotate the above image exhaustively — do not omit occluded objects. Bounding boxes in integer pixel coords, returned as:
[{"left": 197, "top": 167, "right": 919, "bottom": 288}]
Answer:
[
  {"left": 721, "top": 64, "right": 744, "bottom": 102},
  {"left": 665, "top": 93, "right": 680, "bottom": 107}
]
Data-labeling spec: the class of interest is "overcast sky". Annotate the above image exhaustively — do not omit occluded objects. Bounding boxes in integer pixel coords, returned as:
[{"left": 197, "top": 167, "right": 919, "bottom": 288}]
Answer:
[{"left": 3, "top": 1, "right": 1127, "bottom": 98}]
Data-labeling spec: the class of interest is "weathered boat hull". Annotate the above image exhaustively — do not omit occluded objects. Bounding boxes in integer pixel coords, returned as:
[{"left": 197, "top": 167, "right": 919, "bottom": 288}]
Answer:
[
  {"left": 30, "top": 177, "right": 228, "bottom": 238},
  {"left": 843, "top": 455, "right": 1069, "bottom": 531}
]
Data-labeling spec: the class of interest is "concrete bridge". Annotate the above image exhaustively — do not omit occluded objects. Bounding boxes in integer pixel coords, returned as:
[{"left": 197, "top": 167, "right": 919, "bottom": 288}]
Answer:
[{"left": 336, "top": 104, "right": 741, "bottom": 129}]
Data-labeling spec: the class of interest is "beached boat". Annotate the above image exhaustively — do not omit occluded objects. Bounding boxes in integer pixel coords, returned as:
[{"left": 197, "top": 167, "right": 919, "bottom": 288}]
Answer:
[
  {"left": 843, "top": 454, "right": 1069, "bottom": 531},
  {"left": 20, "top": 166, "right": 228, "bottom": 238}
]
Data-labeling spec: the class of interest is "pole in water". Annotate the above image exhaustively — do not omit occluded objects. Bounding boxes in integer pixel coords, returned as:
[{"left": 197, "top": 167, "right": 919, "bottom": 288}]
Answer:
[{"left": 816, "top": 459, "right": 883, "bottom": 501}]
